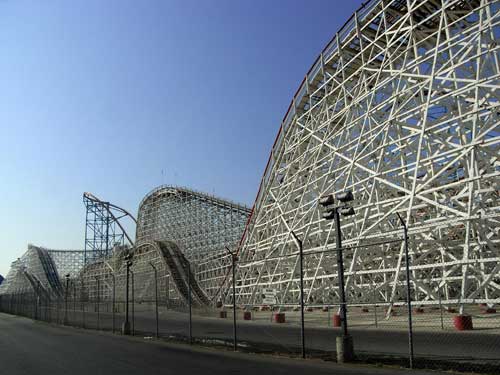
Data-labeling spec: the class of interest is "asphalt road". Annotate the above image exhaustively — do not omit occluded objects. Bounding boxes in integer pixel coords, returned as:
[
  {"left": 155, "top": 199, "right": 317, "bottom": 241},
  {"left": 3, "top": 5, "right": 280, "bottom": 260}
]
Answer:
[{"left": 0, "top": 312, "right": 444, "bottom": 375}]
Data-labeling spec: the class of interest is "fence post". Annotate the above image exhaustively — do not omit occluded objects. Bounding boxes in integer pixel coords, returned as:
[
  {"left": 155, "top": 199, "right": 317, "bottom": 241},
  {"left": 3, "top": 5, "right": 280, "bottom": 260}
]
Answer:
[
  {"left": 81, "top": 278, "right": 86, "bottom": 329},
  {"left": 131, "top": 270, "right": 135, "bottom": 335},
  {"left": 438, "top": 287, "right": 444, "bottom": 330},
  {"left": 95, "top": 276, "right": 100, "bottom": 330},
  {"left": 47, "top": 295, "right": 51, "bottom": 322},
  {"left": 396, "top": 213, "right": 414, "bottom": 369},
  {"left": 44, "top": 294, "right": 47, "bottom": 321},
  {"left": 166, "top": 275, "right": 170, "bottom": 309},
  {"left": 225, "top": 247, "right": 238, "bottom": 352},
  {"left": 231, "top": 254, "right": 237, "bottom": 351},
  {"left": 373, "top": 289, "right": 378, "bottom": 328},
  {"left": 73, "top": 282, "right": 76, "bottom": 320},
  {"left": 188, "top": 264, "right": 192, "bottom": 344},
  {"left": 290, "top": 232, "right": 305, "bottom": 359},
  {"left": 42, "top": 294, "right": 46, "bottom": 322},
  {"left": 112, "top": 273, "right": 116, "bottom": 333},
  {"left": 64, "top": 276, "right": 70, "bottom": 325},
  {"left": 34, "top": 286, "right": 39, "bottom": 320},
  {"left": 56, "top": 296, "right": 60, "bottom": 323}
]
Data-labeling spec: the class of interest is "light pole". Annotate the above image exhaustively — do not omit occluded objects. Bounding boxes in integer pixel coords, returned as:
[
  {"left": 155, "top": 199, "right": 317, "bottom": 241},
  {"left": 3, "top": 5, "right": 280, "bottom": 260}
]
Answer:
[
  {"left": 290, "top": 231, "right": 305, "bottom": 359},
  {"left": 149, "top": 262, "right": 159, "bottom": 338},
  {"left": 225, "top": 246, "right": 238, "bottom": 352},
  {"left": 122, "top": 252, "right": 133, "bottom": 335},
  {"left": 319, "top": 190, "right": 356, "bottom": 363},
  {"left": 396, "top": 212, "right": 414, "bottom": 369}
]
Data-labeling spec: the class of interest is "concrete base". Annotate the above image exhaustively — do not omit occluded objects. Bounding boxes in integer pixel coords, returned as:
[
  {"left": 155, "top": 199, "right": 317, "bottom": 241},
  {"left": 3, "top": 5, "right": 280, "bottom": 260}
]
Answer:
[
  {"left": 121, "top": 321, "right": 131, "bottom": 335},
  {"left": 336, "top": 335, "right": 354, "bottom": 363}
]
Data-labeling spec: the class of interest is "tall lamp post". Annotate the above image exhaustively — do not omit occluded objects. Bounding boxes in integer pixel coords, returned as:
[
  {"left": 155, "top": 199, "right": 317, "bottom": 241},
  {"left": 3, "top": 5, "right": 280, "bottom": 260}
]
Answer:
[
  {"left": 396, "top": 212, "right": 414, "bottom": 368},
  {"left": 122, "top": 252, "right": 133, "bottom": 335},
  {"left": 149, "top": 262, "right": 159, "bottom": 338},
  {"left": 319, "top": 190, "right": 356, "bottom": 363}
]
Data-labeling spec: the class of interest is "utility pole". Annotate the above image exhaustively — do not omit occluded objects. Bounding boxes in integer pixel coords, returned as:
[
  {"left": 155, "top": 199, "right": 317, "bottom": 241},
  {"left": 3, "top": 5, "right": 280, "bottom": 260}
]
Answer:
[
  {"left": 150, "top": 262, "right": 159, "bottom": 338},
  {"left": 319, "top": 190, "right": 356, "bottom": 363},
  {"left": 396, "top": 213, "right": 414, "bottom": 369},
  {"left": 122, "top": 252, "right": 133, "bottom": 335}
]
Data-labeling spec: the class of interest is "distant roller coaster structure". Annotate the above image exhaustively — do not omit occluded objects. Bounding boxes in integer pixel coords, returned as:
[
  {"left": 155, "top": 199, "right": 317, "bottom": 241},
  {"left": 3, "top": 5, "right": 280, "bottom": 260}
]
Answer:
[{"left": 80, "top": 186, "right": 250, "bottom": 305}]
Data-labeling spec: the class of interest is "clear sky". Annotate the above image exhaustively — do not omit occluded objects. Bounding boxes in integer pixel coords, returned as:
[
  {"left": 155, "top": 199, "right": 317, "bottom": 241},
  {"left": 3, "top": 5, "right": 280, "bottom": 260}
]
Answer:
[{"left": 0, "top": 0, "right": 363, "bottom": 276}]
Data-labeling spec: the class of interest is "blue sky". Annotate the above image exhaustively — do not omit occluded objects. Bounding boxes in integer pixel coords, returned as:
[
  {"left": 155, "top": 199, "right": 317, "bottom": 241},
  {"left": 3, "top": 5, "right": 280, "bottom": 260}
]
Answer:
[{"left": 0, "top": 0, "right": 362, "bottom": 276}]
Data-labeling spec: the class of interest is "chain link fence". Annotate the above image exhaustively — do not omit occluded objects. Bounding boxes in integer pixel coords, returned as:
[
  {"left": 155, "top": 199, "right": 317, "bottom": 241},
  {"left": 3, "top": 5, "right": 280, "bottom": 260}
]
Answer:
[{"left": 1, "top": 260, "right": 499, "bottom": 374}]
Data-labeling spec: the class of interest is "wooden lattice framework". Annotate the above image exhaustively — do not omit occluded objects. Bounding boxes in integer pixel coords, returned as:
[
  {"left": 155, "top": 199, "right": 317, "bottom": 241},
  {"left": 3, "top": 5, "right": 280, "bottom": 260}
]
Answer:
[{"left": 229, "top": 0, "right": 500, "bottom": 310}]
